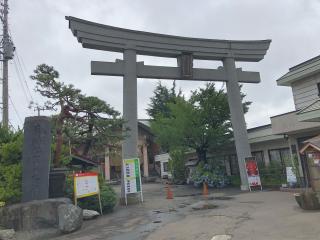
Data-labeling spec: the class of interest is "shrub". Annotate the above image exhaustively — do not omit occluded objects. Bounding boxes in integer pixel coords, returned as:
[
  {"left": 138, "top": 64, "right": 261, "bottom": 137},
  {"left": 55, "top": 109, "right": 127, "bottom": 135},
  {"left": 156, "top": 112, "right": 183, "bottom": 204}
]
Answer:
[
  {"left": 0, "top": 131, "right": 23, "bottom": 165},
  {"left": 229, "top": 175, "right": 241, "bottom": 187},
  {"left": 190, "top": 162, "right": 230, "bottom": 188},
  {"left": 259, "top": 161, "right": 286, "bottom": 186},
  {"left": 0, "top": 163, "right": 22, "bottom": 204},
  {"left": 169, "top": 148, "right": 186, "bottom": 183},
  {"left": 0, "top": 127, "right": 23, "bottom": 204},
  {"left": 65, "top": 174, "right": 117, "bottom": 214},
  {"left": 78, "top": 184, "right": 117, "bottom": 213}
]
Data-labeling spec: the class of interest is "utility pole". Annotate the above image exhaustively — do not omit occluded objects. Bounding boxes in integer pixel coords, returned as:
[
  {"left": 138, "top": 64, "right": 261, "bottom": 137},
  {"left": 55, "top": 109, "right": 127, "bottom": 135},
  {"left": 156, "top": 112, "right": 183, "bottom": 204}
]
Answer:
[{"left": 1, "top": 0, "right": 14, "bottom": 128}]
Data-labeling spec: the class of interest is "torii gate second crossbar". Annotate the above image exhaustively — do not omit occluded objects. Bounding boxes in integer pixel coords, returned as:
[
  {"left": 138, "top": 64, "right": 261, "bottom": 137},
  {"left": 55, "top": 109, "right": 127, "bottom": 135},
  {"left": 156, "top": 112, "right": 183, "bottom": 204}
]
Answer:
[{"left": 66, "top": 16, "right": 271, "bottom": 192}]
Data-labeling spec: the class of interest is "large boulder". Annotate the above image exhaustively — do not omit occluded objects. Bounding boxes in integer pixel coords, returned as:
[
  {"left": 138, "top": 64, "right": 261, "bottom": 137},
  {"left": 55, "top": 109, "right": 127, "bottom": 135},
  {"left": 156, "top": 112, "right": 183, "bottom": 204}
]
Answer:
[
  {"left": 58, "top": 204, "right": 83, "bottom": 233},
  {"left": 0, "top": 198, "right": 71, "bottom": 231},
  {"left": 0, "top": 229, "right": 16, "bottom": 240}
]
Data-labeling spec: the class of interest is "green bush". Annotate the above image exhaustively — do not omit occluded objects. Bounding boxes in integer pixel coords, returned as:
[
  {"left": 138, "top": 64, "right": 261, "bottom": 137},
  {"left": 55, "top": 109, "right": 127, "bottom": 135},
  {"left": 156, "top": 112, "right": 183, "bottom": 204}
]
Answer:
[
  {"left": 169, "top": 149, "right": 186, "bottom": 183},
  {"left": 0, "top": 163, "right": 22, "bottom": 203},
  {"left": 78, "top": 184, "right": 117, "bottom": 213},
  {"left": 259, "top": 161, "right": 286, "bottom": 186},
  {"left": 0, "top": 126, "right": 23, "bottom": 204},
  {"left": 190, "top": 162, "right": 230, "bottom": 188},
  {"left": 229, "top": 175, "right": 241, "bottom": 187},
  {"left": 0, "top": 131, "right": 23, "bottom": 165},
  {"left": 65, "top": 174, "right": 117, "bottom": 214}
]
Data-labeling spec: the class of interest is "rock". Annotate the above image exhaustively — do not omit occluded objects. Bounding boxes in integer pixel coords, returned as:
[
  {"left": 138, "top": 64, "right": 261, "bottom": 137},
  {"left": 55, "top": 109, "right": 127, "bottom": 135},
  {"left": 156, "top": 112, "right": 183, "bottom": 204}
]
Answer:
[
  {"left": 152, "top": 210, "right": 164, "bottom": 214},
  {"left": 190, "top": 201, "right": 217, "bottom": 210},
  {"left": 0, "top": 198, "right": 71, "bottom": 231},
  {"left": 211, "top": 235, "right": 232, "bottom": 240},
  {"left": 83, "top": 209, "right": 100, "bottom": 220},
  {"left": 0, "top": 229, "right": 16, "bottom": 240},
  {"left": 168, "top": 208, "right": 177, "bottom": 212},
  {"left": 294, "top": 191, "right": 320, "bottom": 210},
  {"left": 58, "top": 204, "right": 83, "bottom": 233}
]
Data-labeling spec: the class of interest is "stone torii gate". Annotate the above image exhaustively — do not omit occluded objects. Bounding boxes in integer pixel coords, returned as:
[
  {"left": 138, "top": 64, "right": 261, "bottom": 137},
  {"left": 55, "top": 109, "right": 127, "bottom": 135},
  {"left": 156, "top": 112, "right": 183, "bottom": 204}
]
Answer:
[{"left": 66, "top": 16, "right": 271, "bottom": 191}]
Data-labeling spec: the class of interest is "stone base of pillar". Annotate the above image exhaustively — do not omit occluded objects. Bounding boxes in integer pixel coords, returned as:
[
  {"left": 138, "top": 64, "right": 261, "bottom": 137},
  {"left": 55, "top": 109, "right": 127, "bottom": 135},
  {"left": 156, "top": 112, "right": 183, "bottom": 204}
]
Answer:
[
  {"left": 119, "top": 193, "right": 142, "bottom": 205},
  {"left": 240, "top": 185, "right": 250, "bottom": 191}
]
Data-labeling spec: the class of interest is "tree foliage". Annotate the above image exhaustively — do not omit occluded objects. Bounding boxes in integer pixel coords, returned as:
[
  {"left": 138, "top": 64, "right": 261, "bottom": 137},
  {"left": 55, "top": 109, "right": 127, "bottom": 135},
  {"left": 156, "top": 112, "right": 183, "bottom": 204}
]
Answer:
[
  {"left": 146, "top": 81, "right": 181, "bottom": 119},
  {"left": 151, "top": 83, "right": 251, "bottom": 163},
  {"left": 169, "top": 148, "right": 186, "bottom": 183},
  {"left": 65, "top": 95, "right": 125, "bottom": 157},
  {"left": 0, "top": 125, "right": 23, "bottom": 204},
  {"left": 31, "top": 64, "right": 125, "bottom": 166}
]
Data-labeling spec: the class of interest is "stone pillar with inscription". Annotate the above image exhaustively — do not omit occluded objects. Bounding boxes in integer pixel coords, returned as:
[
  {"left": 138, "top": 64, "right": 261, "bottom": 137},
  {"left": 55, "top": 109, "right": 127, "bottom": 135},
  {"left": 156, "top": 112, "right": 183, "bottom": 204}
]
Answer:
[{"left": 22, "top": 116, "right": 52, "bottom": 202}]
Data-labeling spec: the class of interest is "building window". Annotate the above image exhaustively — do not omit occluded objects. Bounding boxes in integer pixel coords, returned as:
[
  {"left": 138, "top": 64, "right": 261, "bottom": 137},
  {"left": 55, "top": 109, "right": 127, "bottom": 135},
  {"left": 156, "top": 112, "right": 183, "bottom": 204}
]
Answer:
[
  {"left": 251, "top": 151, "right": 265, "bottom": 166},
  {"left": 317, "top": 82, "right": 320, "bottom": 97},
  {"left": 268, "top": 148, "right": 290, "bottom": 171}
]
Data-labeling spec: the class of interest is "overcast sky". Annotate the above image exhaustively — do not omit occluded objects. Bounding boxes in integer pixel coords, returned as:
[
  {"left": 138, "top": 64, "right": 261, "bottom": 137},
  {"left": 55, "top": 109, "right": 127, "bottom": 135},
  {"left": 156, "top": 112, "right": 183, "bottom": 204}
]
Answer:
[{"left": 5, "top": 0, "right": 320, "bottom": 129}]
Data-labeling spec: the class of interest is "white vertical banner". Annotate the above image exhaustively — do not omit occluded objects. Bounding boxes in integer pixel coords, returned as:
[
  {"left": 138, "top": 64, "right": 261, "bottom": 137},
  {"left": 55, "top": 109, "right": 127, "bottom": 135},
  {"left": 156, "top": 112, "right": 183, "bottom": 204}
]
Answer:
[{"left": 123, "top": 158, "right": 143, "bottom": 205}]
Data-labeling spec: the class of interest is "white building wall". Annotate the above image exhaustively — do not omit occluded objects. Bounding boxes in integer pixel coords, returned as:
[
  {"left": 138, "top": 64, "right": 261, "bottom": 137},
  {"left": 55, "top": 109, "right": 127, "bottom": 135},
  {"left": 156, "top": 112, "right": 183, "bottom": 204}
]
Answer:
[{"left": 291, "top": 72, "right": 320, "bottom": 110}]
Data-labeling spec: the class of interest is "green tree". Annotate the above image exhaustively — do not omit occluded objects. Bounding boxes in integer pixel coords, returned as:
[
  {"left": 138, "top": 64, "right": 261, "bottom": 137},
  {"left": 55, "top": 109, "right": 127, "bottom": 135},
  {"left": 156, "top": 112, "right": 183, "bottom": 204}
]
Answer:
[
  {"left": 65, "top": 95, "right": 125, "bottom": 158},
  {"left": 169, "top": 148, "right": 186, "bottom": 182},
  {"left": 151, "top": 83, "right": 250, "bottom": 163},
  {"left": 0, "top": 125, "right": 23, "bottom": 204},
  {"left": 146, "top": 81, "right": 180, "bottom": 119},
  {"left": 30, "top": 64, "right": 81, "bottom": 166},
  {"left": 31, "top": 64, "right": 125, "bottom": 166}
]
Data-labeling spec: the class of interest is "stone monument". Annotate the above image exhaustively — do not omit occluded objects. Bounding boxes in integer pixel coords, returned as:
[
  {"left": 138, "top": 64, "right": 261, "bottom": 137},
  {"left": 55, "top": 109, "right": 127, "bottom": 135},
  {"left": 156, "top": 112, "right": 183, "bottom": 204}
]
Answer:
[{"left": 22, "top": 116, "right": 51, "bottom": 202}]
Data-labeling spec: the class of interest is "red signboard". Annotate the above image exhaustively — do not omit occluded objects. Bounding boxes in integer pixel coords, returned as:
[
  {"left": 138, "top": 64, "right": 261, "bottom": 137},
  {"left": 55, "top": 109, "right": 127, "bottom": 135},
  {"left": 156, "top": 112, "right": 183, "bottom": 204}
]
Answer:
[{"left": 245, "top": 157, "right": 262, "bottom": 191}]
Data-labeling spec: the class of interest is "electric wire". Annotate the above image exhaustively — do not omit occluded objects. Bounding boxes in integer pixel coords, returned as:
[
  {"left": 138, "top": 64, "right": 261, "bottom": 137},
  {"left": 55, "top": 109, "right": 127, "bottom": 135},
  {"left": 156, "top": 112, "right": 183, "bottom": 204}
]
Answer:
[
  {"left": 8, "top": 120, "right": 16, "bottom": 131},
  {"left": 12, "top": 59, "right": 30, "bottom": 103},
  {"left": 9, "top": 29, "right": 35, "bottom": 104},
  {"left": 8, "top": 94, "right": 22, "bottom": 124},
  {"left": 14, "top": 49, "right": 34, "bottom": 101}
]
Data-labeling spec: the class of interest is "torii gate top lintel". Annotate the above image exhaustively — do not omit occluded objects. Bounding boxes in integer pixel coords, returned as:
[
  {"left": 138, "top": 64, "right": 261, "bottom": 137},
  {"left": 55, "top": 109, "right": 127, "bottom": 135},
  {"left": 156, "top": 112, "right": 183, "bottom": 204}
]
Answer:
[{"left": 66, "top": 16, "right": 271, "bottom": 62}]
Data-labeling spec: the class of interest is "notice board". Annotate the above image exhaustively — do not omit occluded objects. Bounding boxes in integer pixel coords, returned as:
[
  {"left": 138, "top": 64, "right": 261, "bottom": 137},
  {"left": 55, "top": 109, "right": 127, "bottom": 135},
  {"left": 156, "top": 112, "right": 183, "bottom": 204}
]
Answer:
[{"left": 123, "top": 158, "right": 143, "bottom": 204}]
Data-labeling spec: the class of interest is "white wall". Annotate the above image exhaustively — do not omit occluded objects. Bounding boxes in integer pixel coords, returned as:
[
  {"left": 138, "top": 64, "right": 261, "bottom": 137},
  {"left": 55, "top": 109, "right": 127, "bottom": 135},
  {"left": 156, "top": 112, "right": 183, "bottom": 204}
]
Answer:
[
  {"left": 291, "top": 72, "right": 320, "bottom": 110},
  {"left": 271, "top": 111, "right": 320, "bottom": 134}
]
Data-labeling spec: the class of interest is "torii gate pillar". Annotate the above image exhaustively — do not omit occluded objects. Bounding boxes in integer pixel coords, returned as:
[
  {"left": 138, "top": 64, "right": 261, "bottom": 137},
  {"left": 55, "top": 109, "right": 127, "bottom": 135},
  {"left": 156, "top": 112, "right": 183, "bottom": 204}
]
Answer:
[
  {"left": 123, "top": 49, "right": 138, "bottom": 160},
  {"left": 224, "top": 56, "right": 250, "bottom": 190}
]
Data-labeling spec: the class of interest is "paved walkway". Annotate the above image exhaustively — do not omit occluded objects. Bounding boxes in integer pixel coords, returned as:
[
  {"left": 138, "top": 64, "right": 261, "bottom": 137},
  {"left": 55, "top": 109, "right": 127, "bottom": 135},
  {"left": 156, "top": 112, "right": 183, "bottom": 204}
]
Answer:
[{"left": 52, "top": 183, "right": 320, "bottom": 240}]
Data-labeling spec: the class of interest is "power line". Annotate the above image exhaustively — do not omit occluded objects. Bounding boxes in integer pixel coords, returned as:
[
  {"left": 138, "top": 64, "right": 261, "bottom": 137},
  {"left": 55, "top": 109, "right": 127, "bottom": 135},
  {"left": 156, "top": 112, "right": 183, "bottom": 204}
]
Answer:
[
  {"left": 8, "top": 29, "right": 35, "bottom": 104},
  {"left": 8, "top": 94, "right": 22, "bottom": 124},
  {"left": 8, "top": 120, "right": 15, "bottom": 130},
  {"left": 14, "top": 48, "right": 34, "bottom": 101},
  {"left": 12, "top": 59, "right": 30, "bottom": 102}
]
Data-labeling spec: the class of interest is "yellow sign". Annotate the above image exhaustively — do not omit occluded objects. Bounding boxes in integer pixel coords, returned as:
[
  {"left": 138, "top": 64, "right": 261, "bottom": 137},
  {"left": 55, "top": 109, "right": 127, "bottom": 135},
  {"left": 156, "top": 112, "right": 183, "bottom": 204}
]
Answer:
[
  {"left": 73, "top": 172, "right": 102, "bottom": 214},
  {"left": 74, "top": 172, "right": 100, "bottom": 198}
]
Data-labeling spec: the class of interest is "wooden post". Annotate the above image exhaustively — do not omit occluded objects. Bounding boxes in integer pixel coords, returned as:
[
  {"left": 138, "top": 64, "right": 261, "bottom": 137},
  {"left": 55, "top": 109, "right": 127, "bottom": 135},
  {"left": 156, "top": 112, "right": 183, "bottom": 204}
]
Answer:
[
  {"left": 105, "top": 146, "right": 111, "bottom": 181},
  {"left": 143, "top": 144, "right": 149, "bottom": 177}
]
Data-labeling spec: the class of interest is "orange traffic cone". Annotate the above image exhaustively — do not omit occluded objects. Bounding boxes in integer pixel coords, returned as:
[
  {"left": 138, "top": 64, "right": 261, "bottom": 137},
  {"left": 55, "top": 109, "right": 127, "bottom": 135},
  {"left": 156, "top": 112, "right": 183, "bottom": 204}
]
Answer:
[
  {"left": 203, "top": 181, "right": 209, "bottom": 198},
  {"left": 166, "top": 182, "right": 174, "bottom": 199}
]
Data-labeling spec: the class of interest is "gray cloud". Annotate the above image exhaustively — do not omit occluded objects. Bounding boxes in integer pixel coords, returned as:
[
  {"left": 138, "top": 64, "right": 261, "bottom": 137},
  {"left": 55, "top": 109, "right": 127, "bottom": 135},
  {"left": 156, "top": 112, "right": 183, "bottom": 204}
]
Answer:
[{"left": 5, "top": 0, "right": 320, "bottom": 129}]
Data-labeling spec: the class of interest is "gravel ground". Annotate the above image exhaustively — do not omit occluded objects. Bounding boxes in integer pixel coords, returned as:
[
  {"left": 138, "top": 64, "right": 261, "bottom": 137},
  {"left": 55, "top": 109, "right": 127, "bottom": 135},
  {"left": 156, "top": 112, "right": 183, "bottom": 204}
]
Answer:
[{"left": 50, "top": 183, "right": 320, "bottom": 240}]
